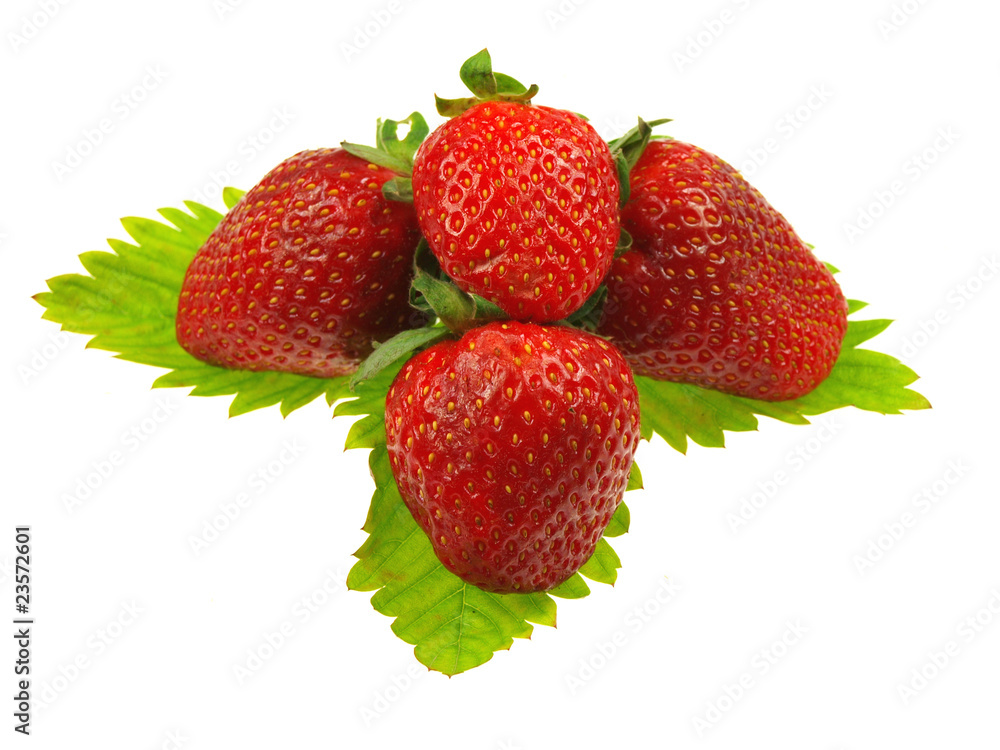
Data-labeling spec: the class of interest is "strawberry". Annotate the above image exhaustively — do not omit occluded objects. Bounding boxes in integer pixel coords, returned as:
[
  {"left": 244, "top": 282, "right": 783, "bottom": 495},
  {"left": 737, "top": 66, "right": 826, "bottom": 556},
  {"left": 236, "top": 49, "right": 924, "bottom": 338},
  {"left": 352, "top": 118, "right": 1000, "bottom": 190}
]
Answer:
[
  {"left": 384, "top": 321, "right": 641, "bottom": 593},
  {"left": 177, "top": 120, "right": 429, "bottom": 378},
  {"left": 597, "top": 138, "right": 848, "bottom": 400},
  {"left": 410, "top": 50, "right": 621, "bottom": 323}
]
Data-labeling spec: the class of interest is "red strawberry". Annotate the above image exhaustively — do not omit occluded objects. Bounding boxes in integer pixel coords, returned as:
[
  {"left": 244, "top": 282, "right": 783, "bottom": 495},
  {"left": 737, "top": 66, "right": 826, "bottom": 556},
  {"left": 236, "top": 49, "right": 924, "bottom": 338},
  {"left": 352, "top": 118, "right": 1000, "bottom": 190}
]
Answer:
[
  {"left": 177, "top": 146, "right": 427, "bottom": 377},
  {"left": 598, "top": 139, "right": 848, "bottom": 400},
  {"left": 384, "top": 321, "right": 641, "bottom": 593},
  {"left": 411, "top": 50, "right": 621, "bottom": 323}
]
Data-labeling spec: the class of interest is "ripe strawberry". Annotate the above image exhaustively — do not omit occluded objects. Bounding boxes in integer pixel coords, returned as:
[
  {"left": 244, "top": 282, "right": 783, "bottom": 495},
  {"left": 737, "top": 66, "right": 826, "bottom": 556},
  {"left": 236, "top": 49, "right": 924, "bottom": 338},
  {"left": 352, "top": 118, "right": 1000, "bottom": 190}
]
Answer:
[
  {"left": 411, "top": 50, "right": 621, "bottom": 323},
  {"left": 598, "top": 139, "right": 848, "bottom": 400},
  {"left": 177, "top": 146, "right": 427, "bottom": 377},
  {"left": 384, "top": 321, "right": 640, "bottom": 593}
]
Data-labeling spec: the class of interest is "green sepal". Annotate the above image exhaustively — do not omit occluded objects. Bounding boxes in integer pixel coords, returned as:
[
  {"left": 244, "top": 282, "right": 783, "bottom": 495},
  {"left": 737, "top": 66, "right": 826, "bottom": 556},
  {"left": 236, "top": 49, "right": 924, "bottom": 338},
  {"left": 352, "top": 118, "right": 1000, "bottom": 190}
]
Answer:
[
  {"left": 609, "top": 117, "right": 672, "bottom": 207},
  {"left": 408, "top": 240, "right": 508, "bottom": 333},
  {"left": 614, "top": 227, "right": 633, "bottom": 258},
  {"left": 435, "top": 48, "right": 539, "bottom": 118},
  {"left": 349, "top": 326, "right": 450, "bottom": 392},
  {"left": 341, "top": 112, "right": 429, "bottom": 177},
  {"left": 382, "top": 177, "right": 413, "bottom": 203},
  {"left": 614, "top": 151, "right": 631, "bottom": 207},
  {"left": 564, "top": 286, "right": 607, "bottom": 332}
]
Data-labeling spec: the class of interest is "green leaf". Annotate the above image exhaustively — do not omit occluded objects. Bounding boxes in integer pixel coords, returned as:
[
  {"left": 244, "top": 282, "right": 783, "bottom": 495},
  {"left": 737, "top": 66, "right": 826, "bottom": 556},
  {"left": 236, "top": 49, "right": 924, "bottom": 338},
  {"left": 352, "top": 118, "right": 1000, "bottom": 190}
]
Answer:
[
  {"left": 342, "top": 112, "right": 429, "bottom": 176},
  {"left": 339, "top": 142, "right": 412, "bottom": 176},
  {"left": 548, "top": 574, "right": 591, "bottom": 600},
  {"left": 609, "top": 117, "right": 672, "bottom": 173},
  {"left": 635, "top": 305, "right": 930, "bottom": 453},
  {"left": 626, "top": 462, "right": 643, "bottom": 492},
  {"left": 349, "top": 326, "right": 450, "bottom": 391},
  {"left": 614, "top": 227, "right": 633, "bottom": 258},
  {"left": 564, "top": 285, "right": 608, "bottom": 332},
  {"left": 459, "top": 48, "right": 498, "bottom": 98},
  {"left": 342, "top": 390, "right": 642, "bottom": 675},
  {"left": 34, "top": 197, "right": 353, "bottom": 418},
  {"left": 382, "top": 176, "right": 413, "bottom": 203},
  {"left": 614, "top": 151, "right": 631, "bottom": 208},
  {"left": 604, "top": 501, "right": 631, "bottom": 537},
  {"left": 578, "top": 538, "right": 621, "bottom": 586},
  {"left": 408, "top": 239, "right": 508, "bottom": 333},
  {"left": 847, "top": 299, "right": 868, "bottom": 315},
  {"left": 377, "top": 112, "right": 429, "bottom": 165},
  {"left": 222, "top": 187, "right": 245, "bottom": 209},
  {"left": 435, "top": 49, "right": 539, "bottom": 118}
]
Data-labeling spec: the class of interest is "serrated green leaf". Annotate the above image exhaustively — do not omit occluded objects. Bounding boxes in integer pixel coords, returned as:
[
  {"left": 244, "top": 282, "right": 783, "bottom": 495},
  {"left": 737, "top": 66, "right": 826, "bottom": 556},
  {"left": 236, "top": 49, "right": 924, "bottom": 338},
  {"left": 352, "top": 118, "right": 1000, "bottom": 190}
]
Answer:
[
  {"left": 604, "top": 501, "right": 631, "bottom": 537},
  {"left": 635, "top": 306, "right": 930, "bottom": 453},
  {"left": 34, "top": 197, "right": 352, "bottom": 418},
  {"left": 222, "top": 187, "right": 245, "bottom": 209},
  {"left": 344, "top": 414, "right": 386, "bottom": 451},
  {"left": 548, "top": 574, "right": 591, "bottom": 600},
  {"left": 626, "top": 462, "right": 643, "bottom": 493},
  {"left": 578, "top": 538, "right": 621, "bottom": 586}
]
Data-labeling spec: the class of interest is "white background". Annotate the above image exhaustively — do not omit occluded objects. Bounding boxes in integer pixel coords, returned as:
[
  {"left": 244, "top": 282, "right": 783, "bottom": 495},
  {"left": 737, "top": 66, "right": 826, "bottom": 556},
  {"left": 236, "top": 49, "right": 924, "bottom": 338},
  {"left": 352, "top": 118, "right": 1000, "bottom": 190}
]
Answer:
[{"left": 2, "top": 0, "right": 998, "bottom": 747}]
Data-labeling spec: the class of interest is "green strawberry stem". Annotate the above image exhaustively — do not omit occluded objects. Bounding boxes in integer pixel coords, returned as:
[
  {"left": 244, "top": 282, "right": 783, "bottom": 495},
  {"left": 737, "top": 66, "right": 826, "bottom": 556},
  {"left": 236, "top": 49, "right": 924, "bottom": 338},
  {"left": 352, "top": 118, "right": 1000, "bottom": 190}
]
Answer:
[
  {"left": 349, "top": 240, "right": 509, "bottom": 389},
  {"left": 435, "top": 48, "right": 539, "bottom": 117}
]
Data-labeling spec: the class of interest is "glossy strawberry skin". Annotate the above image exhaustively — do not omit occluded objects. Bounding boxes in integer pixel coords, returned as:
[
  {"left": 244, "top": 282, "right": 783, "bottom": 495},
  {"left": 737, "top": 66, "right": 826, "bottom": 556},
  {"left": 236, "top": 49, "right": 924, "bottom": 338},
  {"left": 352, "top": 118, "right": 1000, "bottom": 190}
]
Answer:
[
  {"left": 385, "top": 322, "right": 640, "bottom": 594},
  {"left": 411, "top": 101, "right": 621, "bottom": 323},
  {"left": 598, "top": 140, "right": 848, "bottom": 400},
  {"left": 176, "top": 148, "right": 427, "bottom": 377}
]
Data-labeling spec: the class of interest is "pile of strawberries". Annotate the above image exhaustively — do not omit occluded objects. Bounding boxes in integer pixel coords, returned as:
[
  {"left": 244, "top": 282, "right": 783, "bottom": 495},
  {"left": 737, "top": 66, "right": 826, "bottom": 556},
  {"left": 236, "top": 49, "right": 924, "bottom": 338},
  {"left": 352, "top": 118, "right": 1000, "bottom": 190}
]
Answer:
[{"left": 176, "top": 50, "right": 848, "bottom": 594}]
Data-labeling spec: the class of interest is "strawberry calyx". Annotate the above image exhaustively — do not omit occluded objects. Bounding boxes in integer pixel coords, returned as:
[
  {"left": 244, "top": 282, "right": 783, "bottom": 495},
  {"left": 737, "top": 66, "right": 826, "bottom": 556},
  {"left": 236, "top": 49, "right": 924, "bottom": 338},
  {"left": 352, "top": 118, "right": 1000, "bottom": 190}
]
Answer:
[
  {"left": 349, "top": 240, "right": 508, "bottom": 390},
  {"left": 341, "top": 111, "right": 429, "bottom": 203},
  {"left": 434, "top": 48, "right": 540, "bottom": 118},
  {"left": 608, "top": 117, "right": 672, "bottom": 207}
]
